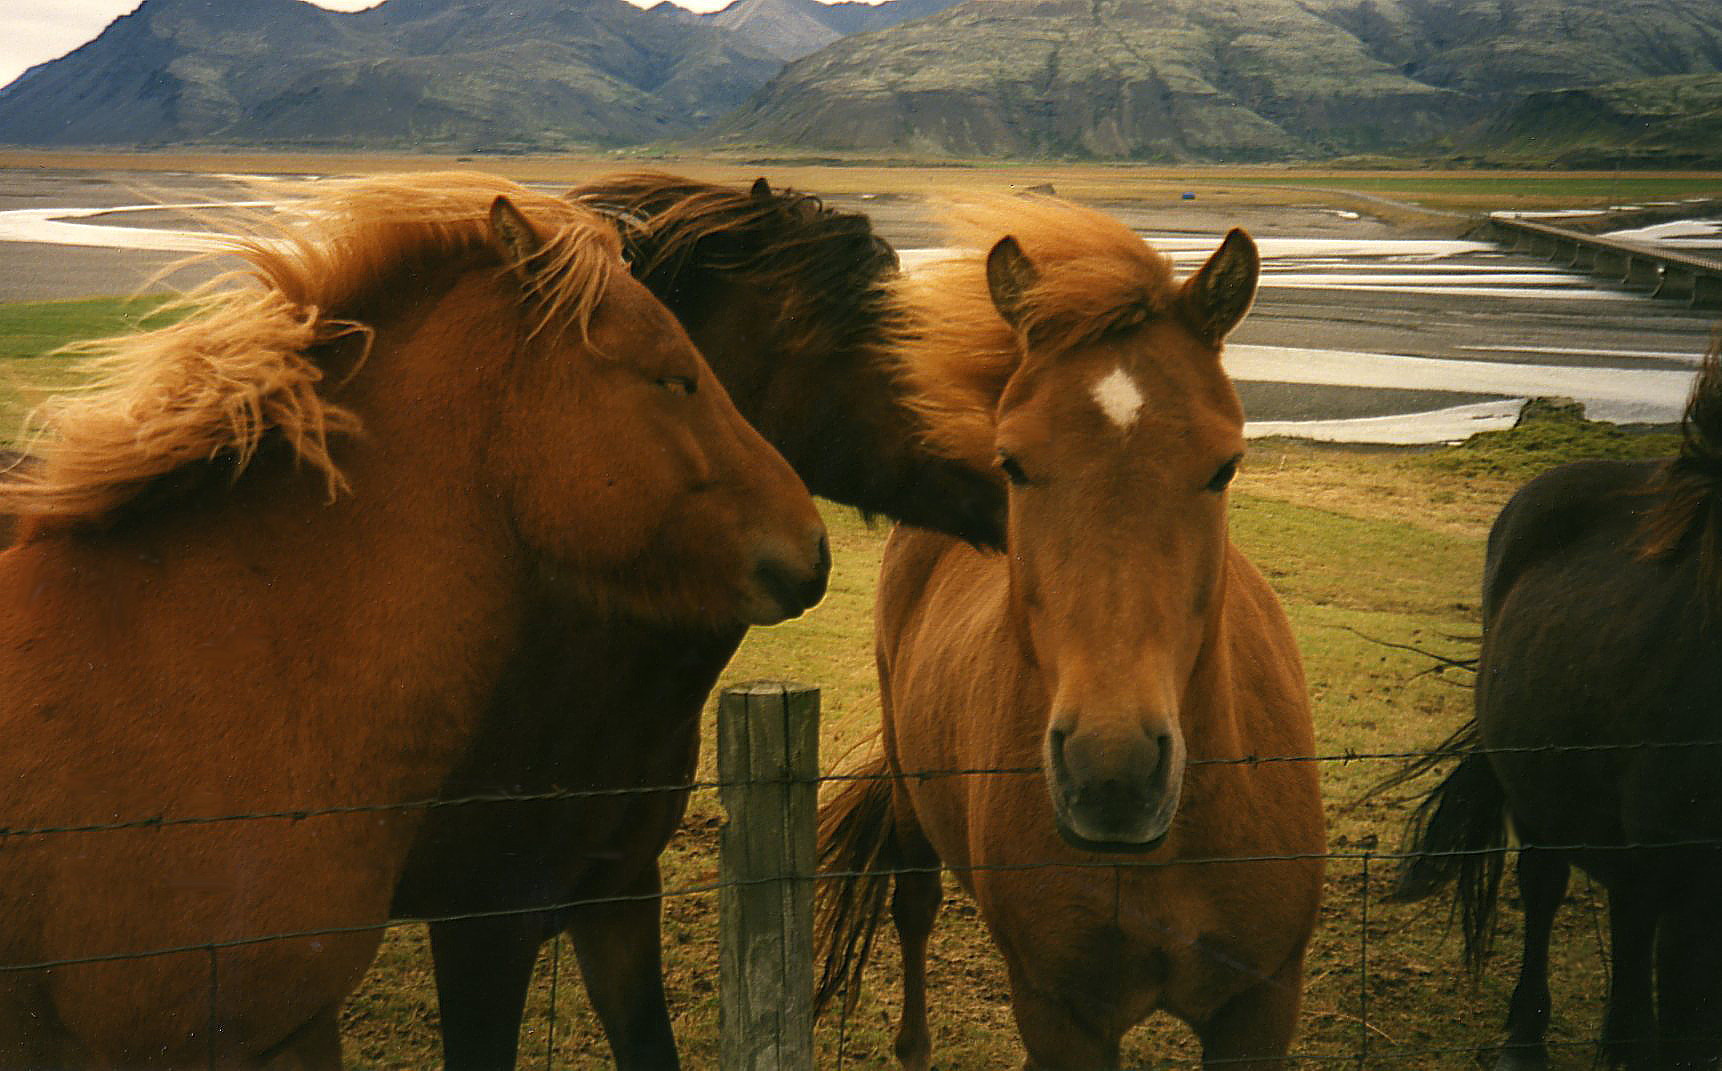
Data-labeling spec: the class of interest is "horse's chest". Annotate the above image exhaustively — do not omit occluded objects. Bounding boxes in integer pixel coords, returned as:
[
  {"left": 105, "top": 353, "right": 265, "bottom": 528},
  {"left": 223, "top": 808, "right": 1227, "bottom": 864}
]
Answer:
[{"left": 973, "top": 866, "right": 1285, "bottom": 1026}]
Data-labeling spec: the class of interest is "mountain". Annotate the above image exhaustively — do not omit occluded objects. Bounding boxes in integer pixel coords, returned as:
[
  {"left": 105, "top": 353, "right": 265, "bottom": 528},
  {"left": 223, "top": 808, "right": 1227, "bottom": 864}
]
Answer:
[
  {"left": 707, "top": 0, "right": 845, "bottom": 62},
  {"left": 4, "top": 0, "right": 1721, "bottom": 159},
  {"left": 0, "top": 0, "right": 365, "bottom": 145},
  {"left": 0, "top": 0, "right": 783, "bottom": 148},
  {"left": 716, "top": 0, "right": 1460, "bottom": 159},
  {"left": 0, "top": 0, "right": 965, "bottom": 149},
  {"left": 1470, "top": 73, "right": 1722, "bottom": 168},
  {"left": 1312, "top": 0, "right": 1722, "bottom": 100},
  {"left": 813, "top": 0, "right": 963, "bottom": 35},
  {"left": 703, "top": 0, "right": 965, "bottom": 62},
  {"left": 716, "top": 0, "right": 1722, "bottom": 159}
]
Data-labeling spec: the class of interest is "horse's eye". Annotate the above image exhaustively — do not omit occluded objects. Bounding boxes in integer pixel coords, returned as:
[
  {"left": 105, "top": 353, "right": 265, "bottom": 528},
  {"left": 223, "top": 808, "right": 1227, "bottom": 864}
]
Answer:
[
  {"left": 997, "top": 452, "right": 1032, "bottom": 488},
  {"left": 1205, "top": 455, "right": 1241, "bottom": 493},
  {"left": 657, "top": 375, "right": 697, "bottom": 396}
]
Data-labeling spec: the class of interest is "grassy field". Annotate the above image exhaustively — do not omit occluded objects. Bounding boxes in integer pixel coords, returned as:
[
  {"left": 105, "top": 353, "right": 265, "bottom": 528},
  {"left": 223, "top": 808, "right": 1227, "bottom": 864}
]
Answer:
[
  {"left": 0, "top": 296, "right": 174, "bottom": 436},
  {"left": 1, "top": 286, "right": 1687, "bottom": 1068}
]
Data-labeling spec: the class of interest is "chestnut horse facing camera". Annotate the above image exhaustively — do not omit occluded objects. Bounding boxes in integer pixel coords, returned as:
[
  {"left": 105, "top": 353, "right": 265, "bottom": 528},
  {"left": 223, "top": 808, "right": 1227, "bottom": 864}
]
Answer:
[
  {"left": 0, "top": 173, "right": 825, "bottom": 1068},
  {"left": 816, "top": 198, "right": 1325, "bottom": 1070},
  {"left": 390, "top": 173, "right": 1005, "bottom": 1071}
]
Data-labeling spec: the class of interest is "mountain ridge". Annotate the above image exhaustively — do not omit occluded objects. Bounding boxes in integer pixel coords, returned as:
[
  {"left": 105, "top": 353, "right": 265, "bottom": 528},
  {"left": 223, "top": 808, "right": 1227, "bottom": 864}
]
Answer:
[
  {"left": 716, "top": 0, "right": 1722, "bottom": 159},
  {"left": 3, "top": 0, "right": 1722, "bottom": 161}
]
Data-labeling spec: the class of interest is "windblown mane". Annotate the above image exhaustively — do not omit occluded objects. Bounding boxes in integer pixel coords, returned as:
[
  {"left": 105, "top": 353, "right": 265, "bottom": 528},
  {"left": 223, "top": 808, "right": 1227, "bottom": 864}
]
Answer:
[
  {"left": 1639, "top": 335, "right": 1722, "bottom": 592},
  {"left": 3, "top": 172, "right": 622, "bottom": 522},
  {"left": 890, "top": 195, "right": 1176, "bottom": 468},
  {"left": 567, "top": 172, "right": 900, "bottom": 366}
]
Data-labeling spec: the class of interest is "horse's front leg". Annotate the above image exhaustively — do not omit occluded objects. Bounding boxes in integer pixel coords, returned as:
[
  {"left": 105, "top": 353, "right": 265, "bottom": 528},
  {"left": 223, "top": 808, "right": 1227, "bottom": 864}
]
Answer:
[
  {"left": 566, "top": 864, "right": 680, "bottom": 1070},
  {"left": 889, "top": 800, "right": 943, "bottom": 1071},
  {"left": 1496, "top": 848, "right": 1569, "bottom": 1071},
  {"left": 1010, "top": 982, "right": 1121, "bottom": 1071},
  {"left": 890, "top": 864, "right": 942, "bottom": 1071},
  {"left": 1192, "top": 938, "right": 1307, "bottom": 1071},
  {"left": 429, "top": 911, "right": 549, "bottom": 1071},
  {"left": 1599, "top": 875, "right": 1658, "bottom": 1070},
  {"left": 1653, "top": 881, "right": 1722, "bottom": 1071}
]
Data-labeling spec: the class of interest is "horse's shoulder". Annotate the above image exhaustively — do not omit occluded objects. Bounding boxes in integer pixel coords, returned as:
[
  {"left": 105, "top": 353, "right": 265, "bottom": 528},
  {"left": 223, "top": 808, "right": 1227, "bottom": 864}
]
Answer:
[{"left": 1482, "top": 458, "right": 1662, "bottom": 621}]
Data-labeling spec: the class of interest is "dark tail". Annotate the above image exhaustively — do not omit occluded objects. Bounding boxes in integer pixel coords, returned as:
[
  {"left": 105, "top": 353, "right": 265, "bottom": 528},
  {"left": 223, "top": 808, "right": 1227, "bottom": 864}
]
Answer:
[
  {"left": 1378, "top": 720, "right": 1508, "bottom": 975},
  {"left": 1641, "top": 335, "right": 1722, "bottom": 593},
  {"left": 812, "top": 752, "right": 900, "bottom": 1019}
]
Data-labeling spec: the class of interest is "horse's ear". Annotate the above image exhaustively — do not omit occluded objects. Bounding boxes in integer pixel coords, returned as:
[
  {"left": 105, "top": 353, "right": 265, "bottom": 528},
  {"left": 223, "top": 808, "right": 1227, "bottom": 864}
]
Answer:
[
  {"left": 488, "top": 195, "right": 543, "bottom": 287},
  {"left": 1179, "top": 228, "right": 1258, "bottom": 345},
  {"left": 750, "top": 177, "right": 772, "bottom": 203},
  {"left": 986, "top": 235, "right": 1038, "bottom": 331}
]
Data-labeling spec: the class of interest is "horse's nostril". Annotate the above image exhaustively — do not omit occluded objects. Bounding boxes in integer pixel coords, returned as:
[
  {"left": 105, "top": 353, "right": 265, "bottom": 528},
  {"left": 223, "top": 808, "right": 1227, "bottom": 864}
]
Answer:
[
  {"left": 814, "top": 533, "right": 832, "bottom": 586},
  {"left": 1140, "top": 733, "right": 1166, "bottom": 782},
  {"left": 754, "top": 540, "right": 827, "bottom": 620},
  {"left": 1049, "top": 727, "right": 1070, "bottom": 752}
]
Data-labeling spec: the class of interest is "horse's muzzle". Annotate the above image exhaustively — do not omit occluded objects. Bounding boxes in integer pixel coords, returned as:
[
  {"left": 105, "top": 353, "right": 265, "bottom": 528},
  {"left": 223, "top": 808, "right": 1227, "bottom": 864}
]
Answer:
[
  {"left": 744, "top": 531, "right": 830, "bottom": 625},
  {"left": 1046, "top": 722, "right": 1182, "bottom": 851}
]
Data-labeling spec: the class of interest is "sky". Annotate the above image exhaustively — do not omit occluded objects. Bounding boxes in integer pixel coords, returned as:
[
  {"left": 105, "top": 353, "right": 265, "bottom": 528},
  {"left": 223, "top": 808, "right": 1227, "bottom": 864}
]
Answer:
[{"left": 0, "top": 0, "right": 757, "bottom": 90}]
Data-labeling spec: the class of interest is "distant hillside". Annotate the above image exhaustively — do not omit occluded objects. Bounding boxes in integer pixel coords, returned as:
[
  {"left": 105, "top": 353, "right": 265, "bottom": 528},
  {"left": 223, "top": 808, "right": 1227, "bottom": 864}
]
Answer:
[
  {"left": 703, "top": 0, "right": 964, "bottom": 60},
  {"left": 707, "top": 0, "right": 846, "bottom": 63},
  {"left": 5, "top": 0, "right": 1722, "bottom": 160},
  {"left": 1471, "top": 73, "right": 1722, "bottom": 168},
  {"left": 0, "top": 0, "right": 945, "bottom": 149},
  {"left": 716, "top": 0, "right": 1461, "bottom": 159},
  {"left": 718, "top": 0, "right": 1722, "bottom": 159},
  {"left": 1311, "top": 0, "right": 1722, "bottom": 100}
]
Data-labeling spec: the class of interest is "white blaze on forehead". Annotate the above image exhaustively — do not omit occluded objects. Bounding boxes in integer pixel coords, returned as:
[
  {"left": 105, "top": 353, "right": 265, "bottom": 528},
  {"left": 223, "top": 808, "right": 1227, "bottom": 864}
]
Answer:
[{"left": 1091, "top": 366, "right": 1145, "bottom": 430}]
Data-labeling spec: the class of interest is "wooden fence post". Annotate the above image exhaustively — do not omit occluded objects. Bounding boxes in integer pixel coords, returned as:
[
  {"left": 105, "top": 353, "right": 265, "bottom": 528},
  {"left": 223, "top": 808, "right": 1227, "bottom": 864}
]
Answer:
[{"left": 718, "top": 682, "right": 820, "bottom": 1071}]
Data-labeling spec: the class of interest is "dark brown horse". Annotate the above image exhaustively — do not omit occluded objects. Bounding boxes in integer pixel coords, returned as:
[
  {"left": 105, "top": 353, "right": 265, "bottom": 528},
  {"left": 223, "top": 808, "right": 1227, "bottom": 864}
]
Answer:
[
  {"left": 815, "top": 197, "right": 1325, "bottom": 1070},
  {"left": 0, "top": 172, "right": 826, "bottom": 1069},
  {"left": 1391, "top": 346, "right": 1722, "bottom": 1071},
  {"left": 386, "top": 174, "right": 1006, "bottom": 1070}
]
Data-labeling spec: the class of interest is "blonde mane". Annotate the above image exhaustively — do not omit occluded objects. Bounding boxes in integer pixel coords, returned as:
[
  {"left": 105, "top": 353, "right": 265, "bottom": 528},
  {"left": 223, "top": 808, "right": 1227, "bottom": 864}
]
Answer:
[
  {"left": 4, "top": 172, "right": 623, "bottom": 522},
  {"left": 891, "top": 195, "right": 1176, "bottom": 467}
]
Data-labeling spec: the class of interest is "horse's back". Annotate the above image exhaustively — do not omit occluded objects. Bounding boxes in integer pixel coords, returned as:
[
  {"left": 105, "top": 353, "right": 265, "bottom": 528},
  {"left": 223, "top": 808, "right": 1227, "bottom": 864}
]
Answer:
[
  {"left": 1482, "top": 458, "right": 1661, "bottom": 625},
  {"left": 1479, "top": 457, "right": 1722, "bottom": 849}
]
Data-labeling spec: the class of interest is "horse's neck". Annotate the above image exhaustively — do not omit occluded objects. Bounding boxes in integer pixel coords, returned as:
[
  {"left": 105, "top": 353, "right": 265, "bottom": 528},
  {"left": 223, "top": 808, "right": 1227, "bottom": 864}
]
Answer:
[
  {"left": 12, "top": 301, "right": 526, "bottom": 810},
  {"left": 675, "top": 278, "right": 920, "bottom": 510},
  {"left": 1186, "top": 544, "right": 1305, "bottom": 763}
]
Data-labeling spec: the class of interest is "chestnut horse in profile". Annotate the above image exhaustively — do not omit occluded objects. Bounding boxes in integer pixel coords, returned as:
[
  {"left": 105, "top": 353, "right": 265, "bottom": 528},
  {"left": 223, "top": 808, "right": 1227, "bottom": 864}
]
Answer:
[
  {"left": 0, "top": 172, "right": 826, "bottom": 1069},
  {"left": 816, "top": 197, "right": 1325, "bottom": 1069},
  {"left": 389, "top": 173, "right": 1006, "bottom": 1071}
]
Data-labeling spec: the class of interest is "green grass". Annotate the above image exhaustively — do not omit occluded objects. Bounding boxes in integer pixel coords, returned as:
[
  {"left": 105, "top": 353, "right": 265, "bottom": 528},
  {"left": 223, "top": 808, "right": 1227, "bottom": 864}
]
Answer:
[
  {"left": 0, "top": 296, "right": 176, "bottom": 440},
  {"left": 0, "top": 296, "right": 172, "bottom": 360},
  {"left": 1415, "top": 398, "right": 1681, "bottom": 483}
]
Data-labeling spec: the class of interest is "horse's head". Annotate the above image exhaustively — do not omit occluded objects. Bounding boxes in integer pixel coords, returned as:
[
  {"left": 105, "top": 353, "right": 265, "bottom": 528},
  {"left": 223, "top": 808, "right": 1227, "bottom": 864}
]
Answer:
[
  {"left": 982, "top": 219, "right": 1258, "bottom": 851},
  {"left": 483, "top": 195, "right": 830, "bottom": 629},
  {"left": 570, "top": 173, "right": 1006, "bottom": 550}
]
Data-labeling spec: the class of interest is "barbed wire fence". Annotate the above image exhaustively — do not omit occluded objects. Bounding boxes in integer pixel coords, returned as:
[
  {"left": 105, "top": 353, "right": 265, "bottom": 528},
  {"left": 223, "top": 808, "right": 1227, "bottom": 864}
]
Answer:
[{"left": 3, "top": 680, "right": 1711, "bottom": 1068}]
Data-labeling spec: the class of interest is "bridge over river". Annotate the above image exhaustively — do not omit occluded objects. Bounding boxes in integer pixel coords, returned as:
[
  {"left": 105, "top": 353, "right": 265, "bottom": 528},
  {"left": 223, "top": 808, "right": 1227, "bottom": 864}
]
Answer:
[{"left": 1483, "top": 214, "right": 1722, "bottom": 310}]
